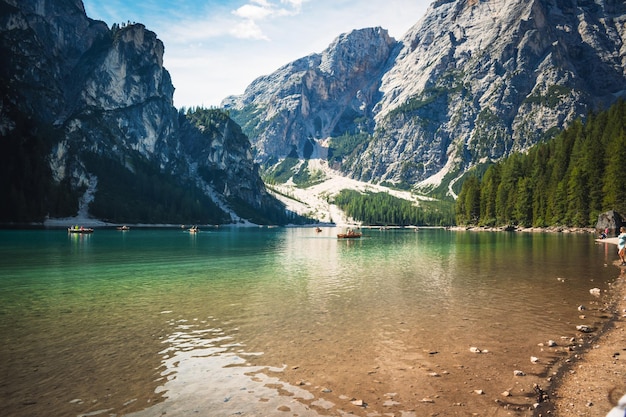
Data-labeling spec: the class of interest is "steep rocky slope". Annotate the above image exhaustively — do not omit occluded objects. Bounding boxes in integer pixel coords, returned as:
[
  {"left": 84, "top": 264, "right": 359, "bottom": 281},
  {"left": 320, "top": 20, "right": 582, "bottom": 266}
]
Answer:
[
  {"left": 223, "top": 27, "right": 397, "bottom": 163},
  {"left": 224, "top": 0, "right": 626, "bottom": 196},
  {"left": 0, "top": 0, "right": 285, "bottom": 224}
]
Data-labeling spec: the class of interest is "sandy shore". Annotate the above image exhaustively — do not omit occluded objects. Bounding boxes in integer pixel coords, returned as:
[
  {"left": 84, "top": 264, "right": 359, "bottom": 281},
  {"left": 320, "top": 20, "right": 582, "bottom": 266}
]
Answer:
[
  {"left": 443, "top": 226, "right": 626, "bottom": 416},
  {"left": 549, "top": 262, "right": 626, "bottom": 416}
]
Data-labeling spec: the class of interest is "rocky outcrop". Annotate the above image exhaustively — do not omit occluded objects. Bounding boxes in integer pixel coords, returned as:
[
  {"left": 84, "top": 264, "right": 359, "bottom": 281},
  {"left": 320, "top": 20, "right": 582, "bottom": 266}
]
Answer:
[
  {"left": 224, "top": 0, "right": 626, "bottom": 195},
  {"left": 0, "top": 0, "right": 285, "bottom": 224},
  {"left": 596, "top": 210, "right": 624, "bottom": 236},
  {"left": 223, "top": 27, "right": 397, "bottom": 162}
]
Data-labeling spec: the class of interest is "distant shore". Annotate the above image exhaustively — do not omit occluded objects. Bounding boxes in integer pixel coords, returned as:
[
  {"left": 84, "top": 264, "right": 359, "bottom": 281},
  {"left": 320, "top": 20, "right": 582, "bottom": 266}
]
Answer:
[
  {"left": 447, "top": 225, "right": 598, "bottom": 234},
  {"left": 1, "top": 218, "right": 607, "bottom": 234}
]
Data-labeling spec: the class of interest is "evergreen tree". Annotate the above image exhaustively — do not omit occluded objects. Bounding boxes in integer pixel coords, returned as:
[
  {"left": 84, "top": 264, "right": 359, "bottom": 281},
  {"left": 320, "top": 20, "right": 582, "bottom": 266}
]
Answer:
[
  {"left": 456, "top": 175, "right": 480, "bottom": 225},
  {"left": 455, "top": 99, "right": 626, "bottom": 227},
  {"left": 479, "top": 165, "right": 500, "bottom": 226},
  {"left": 603, "top": 130, "right": 626, "bottom": 214}
]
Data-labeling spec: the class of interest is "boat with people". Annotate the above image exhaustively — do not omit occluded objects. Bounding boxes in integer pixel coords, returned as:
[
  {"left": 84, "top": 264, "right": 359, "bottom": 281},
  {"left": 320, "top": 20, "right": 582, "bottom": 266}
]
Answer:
[
  {"left": 68, "top": 226, "right": 94, "bottom": 234},
  {"left": 188, "top": 225, "right": 199, "bottom": 233},
  {"left": 116, "top": 225, "right": 130, "bottom": 231},
  {"left": 337, "top": 229, "right": 362, "bottom": 239}
]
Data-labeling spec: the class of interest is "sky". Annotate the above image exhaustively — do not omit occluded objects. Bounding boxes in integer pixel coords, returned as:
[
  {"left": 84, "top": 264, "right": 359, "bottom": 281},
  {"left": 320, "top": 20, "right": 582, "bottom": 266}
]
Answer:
[{"left": 82, "top": 0, "right": 432, "bottom": 109}]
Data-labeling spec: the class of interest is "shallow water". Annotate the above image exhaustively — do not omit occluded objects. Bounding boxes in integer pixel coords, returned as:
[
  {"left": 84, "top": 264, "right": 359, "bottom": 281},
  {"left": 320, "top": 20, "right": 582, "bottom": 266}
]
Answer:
[{"left": 0, "top": 227, "right": 619, "bottom": 416}]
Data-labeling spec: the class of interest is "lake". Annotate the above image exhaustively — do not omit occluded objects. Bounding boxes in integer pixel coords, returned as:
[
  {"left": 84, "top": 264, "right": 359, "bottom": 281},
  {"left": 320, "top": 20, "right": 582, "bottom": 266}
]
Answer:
[{"left": 0, "top": 227, "right": 619, "bottom": 417}]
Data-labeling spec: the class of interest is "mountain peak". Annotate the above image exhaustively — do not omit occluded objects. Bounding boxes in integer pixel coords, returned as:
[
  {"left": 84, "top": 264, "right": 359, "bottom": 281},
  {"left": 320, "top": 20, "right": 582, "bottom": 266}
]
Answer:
[{"left": 227, "top": 0, "right": 626, "bottom": 194}]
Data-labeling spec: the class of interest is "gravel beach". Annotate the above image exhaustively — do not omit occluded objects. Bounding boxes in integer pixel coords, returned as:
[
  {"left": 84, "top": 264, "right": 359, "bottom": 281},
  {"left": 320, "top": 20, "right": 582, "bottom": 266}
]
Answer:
[{"left": 549, "top": 263, "right": 626, "bottom": 417}]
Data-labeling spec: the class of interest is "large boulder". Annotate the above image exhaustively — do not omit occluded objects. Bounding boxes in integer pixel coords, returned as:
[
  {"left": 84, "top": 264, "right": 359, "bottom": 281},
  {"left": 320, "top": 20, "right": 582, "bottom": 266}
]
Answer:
[{"left": 596, "top": 210, "right": 624, "bottom": 236}]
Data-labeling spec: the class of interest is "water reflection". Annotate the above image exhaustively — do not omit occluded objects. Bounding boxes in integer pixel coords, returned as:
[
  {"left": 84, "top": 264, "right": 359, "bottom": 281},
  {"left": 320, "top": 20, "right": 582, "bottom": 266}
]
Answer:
[{"left": 126, "top": 314, "right": 324, "bottom": 417}]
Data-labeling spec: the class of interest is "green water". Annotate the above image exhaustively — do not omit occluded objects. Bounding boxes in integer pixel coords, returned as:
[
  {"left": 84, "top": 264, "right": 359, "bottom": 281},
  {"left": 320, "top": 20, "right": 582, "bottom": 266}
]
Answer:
[{"left": 0, "top": 227, "right": 619, "bottom": 417}]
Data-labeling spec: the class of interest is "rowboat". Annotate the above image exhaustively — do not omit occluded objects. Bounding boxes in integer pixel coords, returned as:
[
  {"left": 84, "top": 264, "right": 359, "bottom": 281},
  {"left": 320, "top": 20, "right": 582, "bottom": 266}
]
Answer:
[
  {"left": 188, "top": 226, "right": 199, "bottom": 233},
  {"left": 68, "top": 227, "right": 94, "bottom": 234},
  {"left": 337, "top": 231, "right": 361, "bottom": 239},
  {"left": 116, "top": 225, "right": 130, "bottom": 231}
]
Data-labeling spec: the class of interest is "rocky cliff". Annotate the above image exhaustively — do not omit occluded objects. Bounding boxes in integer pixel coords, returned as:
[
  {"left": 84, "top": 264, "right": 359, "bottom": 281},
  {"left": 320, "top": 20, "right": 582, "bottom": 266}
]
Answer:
[
  {"left": 223, "top": 27, "right": 397, "bottom": 162},
  {"left": 224, "top": 0, "right": 626, "bottom": 196},
  {"left": 0, "top": 0, "right": 286, "bottom": 224}
]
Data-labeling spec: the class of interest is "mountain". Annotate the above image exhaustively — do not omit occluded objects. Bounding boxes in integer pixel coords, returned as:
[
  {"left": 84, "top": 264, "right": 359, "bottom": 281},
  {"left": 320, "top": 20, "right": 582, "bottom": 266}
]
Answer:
[
  {"left": 0, "top": 0, "right": 288, "bottom": 225},
  {"left": 223, "top": 0, "right": 626, "bottom": 197},
  {"left": 223, "top": 27, "right": 397, "bottom": 162}
]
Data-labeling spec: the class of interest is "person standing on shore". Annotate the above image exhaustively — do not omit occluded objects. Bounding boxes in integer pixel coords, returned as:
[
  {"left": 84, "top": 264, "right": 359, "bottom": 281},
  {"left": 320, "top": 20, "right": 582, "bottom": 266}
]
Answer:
[{"left": 618, "top": 226, "right": 626, "bottom": 265}]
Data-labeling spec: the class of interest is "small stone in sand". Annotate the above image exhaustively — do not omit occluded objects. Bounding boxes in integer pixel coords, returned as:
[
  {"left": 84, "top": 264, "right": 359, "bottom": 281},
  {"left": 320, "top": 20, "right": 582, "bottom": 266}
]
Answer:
[{"left": 577, "top": 325, "right": 594, "bottom": 333}]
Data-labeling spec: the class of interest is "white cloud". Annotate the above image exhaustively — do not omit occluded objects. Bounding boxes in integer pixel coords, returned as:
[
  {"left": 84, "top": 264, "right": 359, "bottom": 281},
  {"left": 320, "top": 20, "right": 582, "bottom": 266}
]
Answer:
[
  {"left": 281, "top": 0, "right": 305, "bottom": 8},
  {"left": 233, "top": 3, "right": 274, "bottom": 20},
  {"left": 230, "top": 19, "right": 270, "bottom": 40}
]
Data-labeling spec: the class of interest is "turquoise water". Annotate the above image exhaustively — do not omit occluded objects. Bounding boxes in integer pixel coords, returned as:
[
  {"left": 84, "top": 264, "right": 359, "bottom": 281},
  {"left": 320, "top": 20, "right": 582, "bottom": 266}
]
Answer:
[{"left": 0, "top": 227, "right": 619, "bottom": 417}]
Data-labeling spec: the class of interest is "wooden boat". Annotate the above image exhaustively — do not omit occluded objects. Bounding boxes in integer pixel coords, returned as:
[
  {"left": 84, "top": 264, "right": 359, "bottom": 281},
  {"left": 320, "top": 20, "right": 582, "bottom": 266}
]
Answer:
[
  {"left": 116, "top": 225, "right": 130, "bottom": 231},
  {"left": 337, "top": 231, "right": 362, "bottom": 239},
  {"left": 68, "top": 227, "right": 94, "bottom": 234},
  {"left": 315, "top": 227, "right": 322, "bottom": 233},
  {"left": 188, "top": 226, "right": 199, "bottom": 233}
]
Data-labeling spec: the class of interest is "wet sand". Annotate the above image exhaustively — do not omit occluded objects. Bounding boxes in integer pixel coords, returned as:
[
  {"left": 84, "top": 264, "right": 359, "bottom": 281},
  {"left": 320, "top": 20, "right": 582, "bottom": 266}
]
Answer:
[
  {"left": 550, "top": 263, "right": 626, "bottom": 416},
  {"left": 238, "top": 265, "right": 626, "bottom": 417},
  {"left": 61, "top": 264, "right": 625, "bottom": 417}
]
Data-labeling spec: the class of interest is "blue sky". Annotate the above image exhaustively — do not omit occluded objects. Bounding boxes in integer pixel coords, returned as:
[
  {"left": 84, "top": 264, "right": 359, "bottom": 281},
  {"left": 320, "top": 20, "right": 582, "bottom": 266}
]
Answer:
[{"left": 82, "top": 0, "right": 432, "bottom": 109}]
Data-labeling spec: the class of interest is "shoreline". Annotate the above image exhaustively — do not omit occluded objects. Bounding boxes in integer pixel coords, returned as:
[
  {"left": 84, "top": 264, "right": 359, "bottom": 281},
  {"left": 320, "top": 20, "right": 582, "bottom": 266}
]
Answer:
[
  {"left": 545, "top": 261, "right": 626, "bottom": 416},
  {"left": 448, "top": 225, "right": 598, "bottom": 234}
]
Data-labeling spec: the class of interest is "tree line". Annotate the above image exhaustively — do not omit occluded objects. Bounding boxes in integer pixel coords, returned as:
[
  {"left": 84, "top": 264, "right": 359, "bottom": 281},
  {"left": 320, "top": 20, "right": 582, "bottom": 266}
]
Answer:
[
  {"left": 333, "top": 189, "right": 455, "bottom": 226},
  {"left": 83, "top": 153, "right": 230, "bottom": 225},
  {"left": 456, "top": 100, "right": 626, "bottom": 227},
  {"left": 0, "top": 110, "right": 79, "bottom": 223}
]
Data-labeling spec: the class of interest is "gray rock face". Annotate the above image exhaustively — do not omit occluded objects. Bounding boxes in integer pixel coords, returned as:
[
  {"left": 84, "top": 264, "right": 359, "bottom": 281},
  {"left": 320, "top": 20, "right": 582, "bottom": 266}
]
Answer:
[
  {"left": 596, "top": 210, "right": 624, "bottom": 235},
  {"left": 223, "top": 27, "right": 398, "bottom": 162},
  {"left": 224, "top": 0, "right": 626, "bottom": 193},
  {"left": 1, "top": 0, "right": 278, "bottom": 222}
]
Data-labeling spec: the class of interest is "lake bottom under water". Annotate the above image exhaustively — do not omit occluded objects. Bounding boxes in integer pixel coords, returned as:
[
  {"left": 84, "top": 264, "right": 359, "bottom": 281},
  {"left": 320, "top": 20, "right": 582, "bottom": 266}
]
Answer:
[{"left": 0, "top": 227, "right": 620, "bottom": 416}]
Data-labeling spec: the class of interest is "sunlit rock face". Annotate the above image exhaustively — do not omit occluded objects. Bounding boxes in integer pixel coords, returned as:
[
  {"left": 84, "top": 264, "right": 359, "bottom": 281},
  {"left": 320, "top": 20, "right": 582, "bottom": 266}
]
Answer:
[
  {"left": 1, "top": 0, "right": 279, "bottom": 221},
  {"left": 222, "top": 27, "right": 398, "bottom": 162},
  {"left": 224, "top": 0, "right": 626, "bottom": 192}
]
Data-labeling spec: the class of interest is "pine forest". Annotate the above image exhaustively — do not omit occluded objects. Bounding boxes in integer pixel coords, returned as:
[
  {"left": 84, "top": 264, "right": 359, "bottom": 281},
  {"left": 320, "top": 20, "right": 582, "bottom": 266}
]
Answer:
[{"left": 455, "top": 100, "right": 626, "bottom": 228}]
